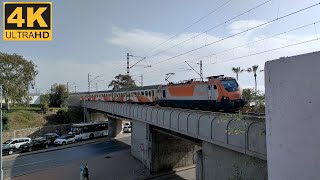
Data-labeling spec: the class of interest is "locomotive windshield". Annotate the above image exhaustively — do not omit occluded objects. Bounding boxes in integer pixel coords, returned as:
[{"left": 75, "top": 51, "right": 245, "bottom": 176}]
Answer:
[{"left": 221, "top": 79, "right": 239, "bottom": 92}]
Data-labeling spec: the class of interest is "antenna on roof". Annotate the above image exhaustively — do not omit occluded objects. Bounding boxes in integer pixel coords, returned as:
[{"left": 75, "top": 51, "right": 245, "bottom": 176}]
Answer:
[{"left": 165, "top": 73, "right": 175, "bottom": 83}]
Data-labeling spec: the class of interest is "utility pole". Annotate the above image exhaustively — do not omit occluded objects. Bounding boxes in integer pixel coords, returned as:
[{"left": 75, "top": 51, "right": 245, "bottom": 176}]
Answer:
[
  {"left": 0, "top": 85, "right": 3, "bottom": 180},
  {"left": 126, "top": 53, "right": 133, "bottom": 103},
  {"left": 185, "top": 60, "right": 203, "bottom": 81},
  {"left": 88, "top": 74, "right": 90, "bottom": 92},
  {"left": 96, "top": 82, "right": 98, "bottom": 91},
  {"left": 127, "top": 53, "right": 130, "bottom": 76},
  {"left": 200, "top": 60, "right": 203, "bottom": 81},
  {"left": 141, "top": 74, "right": 143, "bottom": 87},
  {"left": 74, "top": 86, "right": 77, "bottom": 93}
]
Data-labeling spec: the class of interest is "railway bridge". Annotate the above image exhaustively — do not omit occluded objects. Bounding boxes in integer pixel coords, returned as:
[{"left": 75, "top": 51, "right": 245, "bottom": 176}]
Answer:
[
  {"left": 69, "top": 97, "right": 267, "bottom": 179},
  {"left": 68, "top": 50, "right": 320, "bottom": 180}
]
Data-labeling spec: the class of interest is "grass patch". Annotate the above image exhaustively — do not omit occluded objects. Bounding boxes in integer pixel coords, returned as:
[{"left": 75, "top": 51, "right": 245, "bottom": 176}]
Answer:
[
  {"left": 6, "top": 107, "right": 84, "bottom": 130},
  {"left": 7, "top": 110, "right": 56, "bottom": 129}
]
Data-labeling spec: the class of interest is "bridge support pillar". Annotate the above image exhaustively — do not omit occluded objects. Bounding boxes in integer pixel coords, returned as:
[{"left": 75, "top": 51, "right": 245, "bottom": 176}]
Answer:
[
  {"left": 85, "top": 109, "right": 90, "bottom": 123},
  {"left": 131, "top": 121, "right": 151, "bottom": 169},
  {"left": 150, "top": 130, "right": 198, "bottom": 173},
  {"left": 108, "top": 117, "right": 122, "bottom": 137},
  {"left": 131, "top": 122, "right": 199, "bottom": 174},
  {"left": 199, "top": 141, "right": 267, "bottom": 180}
]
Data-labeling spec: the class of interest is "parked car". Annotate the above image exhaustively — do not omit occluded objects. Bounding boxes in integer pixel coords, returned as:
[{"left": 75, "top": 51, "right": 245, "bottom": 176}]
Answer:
[
  {"left": 2, "top": 144, "right": 16, "bottom": 155},
  {"left": 2, "top": 138, "right": 31, "bottom": 155},
  {"left": 123, "top": 122, "right": 132, "bottom": 133},
  {"left": 20, "top": 138, "right": 50, "bottom": 152},
  {"left": 54, "top": 135, "right": 76, "bottom": 146},
  {"left": 44, "top": 133, "right": 60, "bottom": 144},
  {"left": 3, "top": 138, "right": 31, "bottom": 149}
]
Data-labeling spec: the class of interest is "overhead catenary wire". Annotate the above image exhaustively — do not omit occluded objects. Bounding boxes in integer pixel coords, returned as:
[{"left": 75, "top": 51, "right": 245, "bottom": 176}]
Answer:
[
  {"left": 143, "top": 0, "right": 233, "bottom": 55},
  {"left": 70, "top": 1, "right": 320, "bottom": 90},
  {"left": 210, "top": 38, "right": 320, "bottom": 65},
  {"left": 152, "top": 2, "right": 320, "bottom": 66},
  {"left": 189, "top": 20, "right": 320, "bottom": 63},
  {"left": 146, "top": 0, "right": 272, "bottom": 59},
  {"left": 133, "top": 37, "right": 320, "bottom": 81},
  {"left": 133, "top": 20, "right": 320, "bottom": 77}
]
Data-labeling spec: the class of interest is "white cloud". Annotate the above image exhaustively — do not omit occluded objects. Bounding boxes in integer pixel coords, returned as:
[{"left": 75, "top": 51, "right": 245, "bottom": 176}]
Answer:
[{"left": 227, "top": 20, "right": 268, "bottom": 34}]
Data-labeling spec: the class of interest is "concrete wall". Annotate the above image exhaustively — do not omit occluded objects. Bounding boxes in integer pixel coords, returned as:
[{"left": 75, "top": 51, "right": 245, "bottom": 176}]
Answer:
[
  {"left": 201, "top": 141, "right": 267, "bottom": 180},
  {"left": 131, "top": 120, "right": 151, "bottom": 170},
  {"left": 151, "top": 130, "right": 199, "bottom": 173},
  {"left": 265, "top": 51, "right": 320, "bottom": 179},
  {"left": 108, "top": 117, "right": 123, "bottom": 137},
  {"left": 131, "top": 122, "right": 199, "bottom": 174},
  {"left": 90, "top": 112, "right": 107, "bottom": 121},
  {"left": 3, "top": 124, "right": 71, "bottom": 141}
]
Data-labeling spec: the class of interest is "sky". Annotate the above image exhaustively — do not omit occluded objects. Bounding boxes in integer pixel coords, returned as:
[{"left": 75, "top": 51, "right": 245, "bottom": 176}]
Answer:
[{"left": 1, "top": 0, "right": 320, "bottom": 94}]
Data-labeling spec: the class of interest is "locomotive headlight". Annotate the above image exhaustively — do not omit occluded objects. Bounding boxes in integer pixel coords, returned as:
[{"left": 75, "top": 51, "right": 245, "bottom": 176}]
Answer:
[{"left": 222, "top": 96, "right": 229, "bottom": 100}]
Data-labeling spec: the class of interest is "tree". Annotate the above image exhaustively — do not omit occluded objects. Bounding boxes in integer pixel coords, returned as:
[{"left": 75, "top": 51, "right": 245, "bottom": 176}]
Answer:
[
  {"left": 246, "top": 65, "right": 259, "bottom": 91},
  {"left": 242, "top": 88, "right": 255, "bottom": 104},
  {"left": 40, "top": 93, "right": 50, "bottom": 113},
  {"left": 49, "top": 83, "right": 69, "bottom": 107},
  {"left": 231, "top": 67, "right": 244, "bottom": 81},
  {"left": 242, "top": 88, "right": 265, "bottom": 113},
  {"left": 108, "top": 74, "right": 137, "bottom": 90},
  {"left": 0, "top": 52, "right": 38, "bottom": 108}
]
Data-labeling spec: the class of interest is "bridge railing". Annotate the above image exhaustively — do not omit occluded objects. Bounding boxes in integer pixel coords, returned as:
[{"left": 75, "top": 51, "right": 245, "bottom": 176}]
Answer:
[{"left": 81, "top": 101, "right": 266, "bottom": 160}]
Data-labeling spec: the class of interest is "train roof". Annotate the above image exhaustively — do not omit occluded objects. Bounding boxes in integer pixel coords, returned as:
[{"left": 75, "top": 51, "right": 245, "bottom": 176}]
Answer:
[
  {"left": 70, "top": 85, "right": 160, "bottom": 95},
  {"left": 112, "top": 85, "right": 160, "bottom": 92}
]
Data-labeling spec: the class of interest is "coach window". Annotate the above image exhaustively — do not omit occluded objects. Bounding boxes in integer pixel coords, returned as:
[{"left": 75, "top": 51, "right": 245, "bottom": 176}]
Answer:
[
  {"left": 148, "top": 91, "right": 151, "bottom": 96},
  {"left": 163, "top": 90, "right": 166, "bottom": 98},
  {"left": 208, "top": 86, "right": 211, "bottom": 90},
  {"left": 152, "top": 90, "right": 155, "bottom": 96},
  {"left": 142, "top": 91, "right": 144, "bottom": 95},
  {"left": 214, "top": 85, "right": 217, "bottom": 89},
  {"left": 145, "top": 91, "right": 148, "bottom": 96}
]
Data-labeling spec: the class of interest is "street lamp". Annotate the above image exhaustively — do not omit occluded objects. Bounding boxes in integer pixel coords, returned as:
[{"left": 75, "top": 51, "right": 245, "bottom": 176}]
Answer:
[{"left": 0, "top": 85, "right": 3, "bottom": 180}]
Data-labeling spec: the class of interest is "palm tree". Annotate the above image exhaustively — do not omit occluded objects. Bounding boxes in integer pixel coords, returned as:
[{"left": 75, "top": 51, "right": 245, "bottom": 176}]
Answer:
[
  {"left": 246, "top": 65, "right": 259, "bottom": 91},
  {"left": 231, "top": 67, "right": 244, "bottom": 81}
]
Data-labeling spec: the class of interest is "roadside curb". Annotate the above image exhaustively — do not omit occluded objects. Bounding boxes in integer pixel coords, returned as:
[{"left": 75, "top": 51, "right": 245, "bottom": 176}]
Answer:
[
  {"left": 141, "top": 165, "right": 195, "bottom": 180},
  {"left": 3, "top": 136, "right": 113, "bottom": 160}
]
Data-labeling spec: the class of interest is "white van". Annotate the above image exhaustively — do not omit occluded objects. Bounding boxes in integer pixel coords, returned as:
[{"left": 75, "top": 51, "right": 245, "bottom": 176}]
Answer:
[
  {"left": 3, "top": 138, "right": 31, "bottom": 149},
  {"left": 123, "top": 122, "right": 132, "bottom": 133}
]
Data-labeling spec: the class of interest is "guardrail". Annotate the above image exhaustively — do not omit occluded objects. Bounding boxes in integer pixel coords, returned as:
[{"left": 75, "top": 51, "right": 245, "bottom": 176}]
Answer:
[{"left": 82, "top": 101, "right": 266, "bottom": 160}]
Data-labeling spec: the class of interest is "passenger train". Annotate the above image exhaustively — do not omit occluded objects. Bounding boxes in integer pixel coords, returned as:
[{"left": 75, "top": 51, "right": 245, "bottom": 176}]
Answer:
[{"left": 78, "top": 75, "right": 245, "bottom": 111}]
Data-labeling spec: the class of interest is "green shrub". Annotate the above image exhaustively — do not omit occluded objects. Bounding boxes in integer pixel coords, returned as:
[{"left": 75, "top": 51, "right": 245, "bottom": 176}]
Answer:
[{"left": 56, "top": 109, "right": 71, "bottom": 124}]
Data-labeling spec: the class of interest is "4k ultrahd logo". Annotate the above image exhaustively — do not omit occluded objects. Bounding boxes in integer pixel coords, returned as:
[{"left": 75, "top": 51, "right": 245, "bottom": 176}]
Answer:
[{"left": 3, "top": 2, "right": 52, "bottom": 41}]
